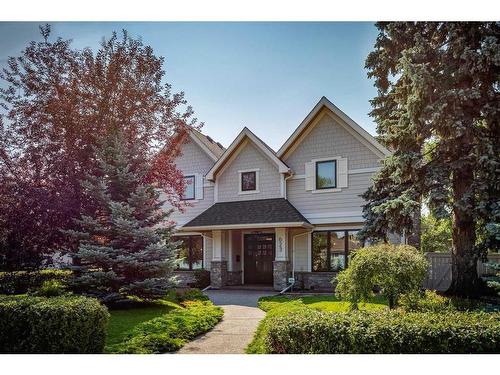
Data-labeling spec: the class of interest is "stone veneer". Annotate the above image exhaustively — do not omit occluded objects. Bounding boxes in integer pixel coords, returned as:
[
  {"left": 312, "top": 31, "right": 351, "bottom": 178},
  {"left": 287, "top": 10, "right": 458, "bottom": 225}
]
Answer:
[
  {"left": 295, "top": 272, "right": 336, "bottom": 291},
  {"left": 210, "top": 260, "right": 228, "bottom": 289},
  {"left": 226, "top": 271, "right": 243, "bottom": 286},
  {"left": 273, "top": 261, "right": 291, "bottom": 291}
]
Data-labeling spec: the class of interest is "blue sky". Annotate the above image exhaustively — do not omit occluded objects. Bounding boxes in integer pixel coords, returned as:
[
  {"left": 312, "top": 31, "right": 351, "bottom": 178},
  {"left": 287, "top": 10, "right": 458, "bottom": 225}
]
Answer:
[{"left": 0, "top": 22, "right": 380, "bottom": 149}]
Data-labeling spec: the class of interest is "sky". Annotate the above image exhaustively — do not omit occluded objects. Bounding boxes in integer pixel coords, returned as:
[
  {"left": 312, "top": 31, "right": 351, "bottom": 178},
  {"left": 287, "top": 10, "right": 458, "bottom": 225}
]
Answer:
[{"left": 0, "top": 22, "right": 380, "bottom": 150}]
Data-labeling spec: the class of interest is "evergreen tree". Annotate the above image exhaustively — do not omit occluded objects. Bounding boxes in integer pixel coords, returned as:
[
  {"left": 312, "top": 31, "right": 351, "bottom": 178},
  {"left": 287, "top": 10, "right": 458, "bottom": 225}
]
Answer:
[
  {"left": 361, "top": 22, "right": 500, "bottom": 297},
  {"left": 67, "top": 132, "right": 178, "bottom": 301}
]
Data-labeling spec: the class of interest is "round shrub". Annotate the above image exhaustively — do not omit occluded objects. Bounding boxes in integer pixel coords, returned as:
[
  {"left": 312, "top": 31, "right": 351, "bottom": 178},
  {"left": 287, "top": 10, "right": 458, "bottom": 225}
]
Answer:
[
  {"left": 265, "top": 309, "right": 500, "bottom": 354},
  {"left": 0, "top": 295, "right": 109, "bottom": 353},
  {"left": 335, "top": 244, "right": 429, "bottom": 309}
]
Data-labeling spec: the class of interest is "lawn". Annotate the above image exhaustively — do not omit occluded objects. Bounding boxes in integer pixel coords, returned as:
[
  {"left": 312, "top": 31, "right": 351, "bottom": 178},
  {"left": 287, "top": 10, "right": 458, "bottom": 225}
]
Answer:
[
  {"left": 247, "top": 294, "right": 388, "bottom": 354},
  {"left": 106, "top": 300, "right": 180, "bottom": 346}
]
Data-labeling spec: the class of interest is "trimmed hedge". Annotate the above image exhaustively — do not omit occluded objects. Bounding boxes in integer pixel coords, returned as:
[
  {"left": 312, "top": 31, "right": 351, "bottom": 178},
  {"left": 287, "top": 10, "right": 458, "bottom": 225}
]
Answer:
[
  {"left": 265, "top": 309, "right": 500, "bottom": 354},
  {"left": 106, "top": 300, "right": 223, "bottom": 353},
  {"left": 0, "top": 269, "right": 72, "bottom": 294},
  {"left": 0, "top": 295, "right": 109, "bottom": 353}
]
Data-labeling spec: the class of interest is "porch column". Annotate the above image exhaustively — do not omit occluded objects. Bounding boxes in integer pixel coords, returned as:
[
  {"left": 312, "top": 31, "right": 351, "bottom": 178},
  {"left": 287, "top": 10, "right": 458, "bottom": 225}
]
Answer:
[
  {"left": 211, "top": 230, "right": 227, "bottom": 289},
  {"left": 273, "top": 228, "right": 290, "bottom": 291}
]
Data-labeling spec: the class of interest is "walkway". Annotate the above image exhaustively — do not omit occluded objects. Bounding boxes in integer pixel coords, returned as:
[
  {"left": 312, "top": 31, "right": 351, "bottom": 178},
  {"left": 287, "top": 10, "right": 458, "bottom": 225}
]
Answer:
[{"left": 177, "top": 289, "right": 273, "bottom": 354}]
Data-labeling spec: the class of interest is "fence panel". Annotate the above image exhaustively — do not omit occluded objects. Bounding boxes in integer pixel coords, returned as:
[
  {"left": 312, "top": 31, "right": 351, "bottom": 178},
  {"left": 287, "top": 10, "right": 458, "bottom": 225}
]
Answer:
[{"left": 424, "top": 252, "right": 500, "bottom": 291}]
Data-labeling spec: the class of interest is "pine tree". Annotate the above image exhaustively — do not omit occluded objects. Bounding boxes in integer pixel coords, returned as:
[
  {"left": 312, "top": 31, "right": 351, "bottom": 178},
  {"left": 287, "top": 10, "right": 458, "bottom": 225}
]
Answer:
[
  {"left": 361, "top": 22, "right": 500, "bottom": 297},
  {"left": 67, "top": 132, "right": 178, "bottom": 301}
]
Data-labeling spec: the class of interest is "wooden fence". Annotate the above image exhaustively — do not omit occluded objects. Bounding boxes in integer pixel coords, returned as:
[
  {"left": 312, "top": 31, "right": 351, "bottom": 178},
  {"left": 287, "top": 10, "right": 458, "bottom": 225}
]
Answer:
[{"left": 423, "top": 252, "right": 500, "bottom": 291}]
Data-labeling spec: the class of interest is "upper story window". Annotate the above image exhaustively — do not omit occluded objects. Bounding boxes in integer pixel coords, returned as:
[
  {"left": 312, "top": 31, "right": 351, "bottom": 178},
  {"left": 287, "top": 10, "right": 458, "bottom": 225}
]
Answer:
[
  {"left": 241, "top": 171, "right": 256, "bottom": 191},
  {"left": 181, "top": 175, "right": 195, "bottom": 200},
  {"left": 315, "top": 160, "right": 336, "bottom": 189},
  {"left": 239, "top": 169, "right": 259, "bottom": 194}
]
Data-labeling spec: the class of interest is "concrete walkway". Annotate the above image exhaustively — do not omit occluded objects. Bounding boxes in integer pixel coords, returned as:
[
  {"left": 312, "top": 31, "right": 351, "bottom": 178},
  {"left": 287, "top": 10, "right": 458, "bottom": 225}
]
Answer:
[{"left": 177, "top": 289, "right": 273, "bottom": 354}]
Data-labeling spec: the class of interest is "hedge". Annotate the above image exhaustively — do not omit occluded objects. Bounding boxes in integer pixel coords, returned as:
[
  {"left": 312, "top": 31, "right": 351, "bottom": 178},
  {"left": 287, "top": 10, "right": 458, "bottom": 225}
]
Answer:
[
  {"left": 0, "top": 295, "right": 109, "bottom": 353},
  {"left": 0, "top": 269, "right": 72, "bottom": 294},
  {"left": 106, "top": 300, "right": 223, "bottom": 353},
  {"left": 265, "top": 309, "right": 500, "bottom": 354}
]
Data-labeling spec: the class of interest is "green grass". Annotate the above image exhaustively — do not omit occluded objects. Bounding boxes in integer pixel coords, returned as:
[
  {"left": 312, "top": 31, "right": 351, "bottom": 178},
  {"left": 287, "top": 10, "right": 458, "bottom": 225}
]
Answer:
[
  {"left": 246, "top": 294, "right": 388, "bottom": 354},
  {"left": 106, "top": 300, "right": 180, "bottom": 347}
]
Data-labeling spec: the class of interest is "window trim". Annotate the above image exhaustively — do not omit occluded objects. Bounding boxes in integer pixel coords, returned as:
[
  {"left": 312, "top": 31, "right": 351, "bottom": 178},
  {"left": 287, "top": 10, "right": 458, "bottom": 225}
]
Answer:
[
  {"left": 181, "top": 175, "right": 196, "bottom": 201},
  {"left": 176, "top": 235, "right": 204, "bottom": 271},
  {"left": 238, "top": 168, "right": 260, "bottom": 195},
  {"left": 311, "top": 229, "right": 362, "bottom": 272},
  {"left": 315, "top": 159, "right": 337, "bottom": 190}
]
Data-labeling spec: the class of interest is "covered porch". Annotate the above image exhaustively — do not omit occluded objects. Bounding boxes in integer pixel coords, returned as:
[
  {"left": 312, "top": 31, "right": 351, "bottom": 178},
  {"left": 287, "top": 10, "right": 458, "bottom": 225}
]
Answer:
[{"left": 178, "top": 198, "right": 313, "bottom": 291}]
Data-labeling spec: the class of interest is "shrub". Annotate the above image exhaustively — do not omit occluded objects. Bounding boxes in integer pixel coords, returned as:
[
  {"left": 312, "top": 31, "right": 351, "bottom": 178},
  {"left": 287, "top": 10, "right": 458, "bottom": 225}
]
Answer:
[
  {"left": 192, "top": 269, "right": 211, "bottom": 289},
  {"left": 0, "top": 269, "right": 72, "bottom": 295},
  {"left": 106, "top": 300, "right": 223, "bottom": 353},
  {"left": 335, "top": 244, "right": 428, "bottom": 309},
  {"left": 32, "top": 279, "right": 67, "bottom": 297},
  {"left": 174, "top": 288, "right": 209, "bottom": 303},
  {"left": 0, "top": 295, "right": 109, "bottom": 353},
  {"left": 264, "top": 309, "right": 500, "bottom": 354},
  {"left": 399, "top": 290, "right": 482, "bottom": 312}
]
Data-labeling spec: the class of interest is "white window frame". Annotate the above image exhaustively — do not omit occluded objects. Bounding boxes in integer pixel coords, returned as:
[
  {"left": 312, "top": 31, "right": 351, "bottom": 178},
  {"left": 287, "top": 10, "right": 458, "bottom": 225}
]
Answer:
[
  {"left": 181, "top": 175, "right": 196, "bottom": 200},
  {"left": 238, "top": 168, "right": 260, "bottom": 195}
]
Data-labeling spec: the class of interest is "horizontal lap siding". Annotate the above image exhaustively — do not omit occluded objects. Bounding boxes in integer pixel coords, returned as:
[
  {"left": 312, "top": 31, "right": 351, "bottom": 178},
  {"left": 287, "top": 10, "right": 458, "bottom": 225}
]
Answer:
[
  {"left": 284, "top": 113, "right": 381, "bottom": 174},
  {"left": 217, "top": 142, "right": 281, "bottom": 202},
  {"left": 165, "top": 187, "right": 215, "bottom": 226},
  {"left": 287, "top": 173, "right": 374, "bottom": 217},
  {"left": 292, "top": 231, "right": 309, "bottom": 272}
]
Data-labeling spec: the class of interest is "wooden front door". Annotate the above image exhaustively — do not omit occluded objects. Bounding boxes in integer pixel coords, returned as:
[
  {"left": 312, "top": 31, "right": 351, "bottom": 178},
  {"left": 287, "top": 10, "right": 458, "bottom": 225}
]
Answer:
[{"left": 244, "top": 233, "right": 275, "bottom": 285}]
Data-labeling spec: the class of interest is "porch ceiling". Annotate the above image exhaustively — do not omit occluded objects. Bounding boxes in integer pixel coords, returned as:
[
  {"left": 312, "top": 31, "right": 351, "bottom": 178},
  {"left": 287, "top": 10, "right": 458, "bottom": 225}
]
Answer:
[{"left": 180, "top": 198, "right": 312, "bottom": 231}]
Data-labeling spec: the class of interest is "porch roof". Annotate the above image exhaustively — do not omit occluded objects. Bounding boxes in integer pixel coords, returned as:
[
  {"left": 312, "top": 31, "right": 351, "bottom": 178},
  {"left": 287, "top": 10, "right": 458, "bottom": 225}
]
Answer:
[{"left": 180, "top": 198, "right": 312, "bottom": 231}]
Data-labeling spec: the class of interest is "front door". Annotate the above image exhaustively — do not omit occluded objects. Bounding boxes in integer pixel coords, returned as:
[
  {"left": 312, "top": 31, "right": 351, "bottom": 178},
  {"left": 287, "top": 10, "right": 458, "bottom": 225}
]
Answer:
[{"left": 244, "top": 233, "right": 275, "bottom": 285}]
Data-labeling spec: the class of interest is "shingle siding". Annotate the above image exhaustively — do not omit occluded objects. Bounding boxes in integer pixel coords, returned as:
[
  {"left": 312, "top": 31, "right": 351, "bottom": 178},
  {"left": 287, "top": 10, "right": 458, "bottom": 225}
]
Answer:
[
  {"left": 165, "top": 186, "right": 215, "bottom": 226},
  {"left": 174, "top": 139, "right": 215, "bottom": 175},
  {"left": 217, "top": 142, "right": 282, "bottom": 202},
  {"left": 284, "top": 113, "right": 381, "bottom": 174}
]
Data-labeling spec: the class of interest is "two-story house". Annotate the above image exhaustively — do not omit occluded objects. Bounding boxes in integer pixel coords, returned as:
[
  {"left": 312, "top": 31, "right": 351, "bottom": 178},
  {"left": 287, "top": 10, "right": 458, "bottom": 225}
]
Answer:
[{"left": 167, "top": 97, "right": 390, "bottom": 291}]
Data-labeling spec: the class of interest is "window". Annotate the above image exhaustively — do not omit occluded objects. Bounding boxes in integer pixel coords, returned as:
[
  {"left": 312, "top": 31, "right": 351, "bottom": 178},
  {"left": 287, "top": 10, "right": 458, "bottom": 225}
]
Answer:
[
  {"left": 312, "top": 230, "right": 362, "bottom": 272},
  {"left": 241, "top": 171, "right": 257, "bottom": 191},
  {"left": 316, "top": 160, "right": 336, "bottom": 189},
  {"left": 176, "top": 235, "right": 203, "bottom": 270},
  {"left": 181, "top": 175, "right": 195, "bottom": 200}
]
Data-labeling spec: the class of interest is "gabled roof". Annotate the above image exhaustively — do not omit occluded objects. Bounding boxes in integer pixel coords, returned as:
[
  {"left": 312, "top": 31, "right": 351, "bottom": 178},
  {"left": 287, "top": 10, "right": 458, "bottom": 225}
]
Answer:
[
  {"left": 277, "top": 96, "right": 391, "bottom": 159},
  {"left": 205, "top": 127, "right": 290, "bottom": 181},
  {"left": 186, "top": 127, "right": 225, "bottom": 162},
  {"left": 180, "top": 198, "right": 312, "bottom": 230}
]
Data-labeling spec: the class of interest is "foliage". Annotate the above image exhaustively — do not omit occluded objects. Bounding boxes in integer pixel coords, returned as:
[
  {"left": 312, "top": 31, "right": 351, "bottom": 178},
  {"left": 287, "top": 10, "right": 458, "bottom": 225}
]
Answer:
[
  {"left": 173, "top": 288, "right": 209, "bottom": 302},
  {"left": 0, "top": 25, "right": 200, "bottom": 270},
  {"left": 106, "top": 300, "right": 223, "bottom": 353},
  {"left": 192, "top": 269, "right": 211, "bottom": 289},
  {"left": 247, "top": 295, "right": 387, "bottom": 354},
  {"left": 484, "top": 262, "right": 500, "bottom": 296},
  {"left": 66, "top": 131, "right": 179, "bottom": 301},
  {"left": 0, "top": 295, "right": 109, "bottom": 353},
  {"left": 361, "top": 22, "right": 500, "bottom": 296},
  {"left": 398, "top": 290, "right": 485, "bottom": 312},
  {"left": 0, "top": 269, "right": 71, "bottom": 295},
  {"left": 263, "top": 308, "right": 500, "bottom": 354},
  {"left": 32, "top": 279, "right": 67, "bottom": 297},
  {"left": 421, "top": 213, "right": 452, "bottom": 253},
  {"left": 335, "top": 244, "right": 429, "bottom": 309}
]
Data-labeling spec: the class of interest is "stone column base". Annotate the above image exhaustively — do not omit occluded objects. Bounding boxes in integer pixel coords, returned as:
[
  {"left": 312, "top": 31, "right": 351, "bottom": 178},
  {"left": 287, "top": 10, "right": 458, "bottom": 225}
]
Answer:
[
  {"left": 210, "top": 260, "right": 228, "bottom": 289},
  {"left": 273, "top": 260, "right": 290, "bottom": 291}
]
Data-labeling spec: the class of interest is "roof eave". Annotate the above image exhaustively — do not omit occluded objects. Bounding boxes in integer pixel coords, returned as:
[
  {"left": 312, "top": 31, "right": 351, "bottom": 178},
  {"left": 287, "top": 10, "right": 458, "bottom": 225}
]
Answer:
[{"left": 179, "top": 221, "right": 313, "bottom": 232}]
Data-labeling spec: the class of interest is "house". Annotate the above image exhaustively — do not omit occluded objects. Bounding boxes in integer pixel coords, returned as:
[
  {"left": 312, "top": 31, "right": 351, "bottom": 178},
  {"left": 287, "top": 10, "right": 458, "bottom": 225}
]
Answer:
[{"left": 166, "top": 97, "right": 390, "bottom": 291}]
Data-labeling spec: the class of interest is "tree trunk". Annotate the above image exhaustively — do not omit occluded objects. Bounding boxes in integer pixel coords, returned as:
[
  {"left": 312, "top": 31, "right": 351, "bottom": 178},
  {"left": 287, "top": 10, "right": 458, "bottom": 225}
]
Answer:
[
  {"left": 447, "top": 167, "right": 481, "bottom": 297},
  {"left": 406, "top": 200, "right": 421, "bottom": 250}
]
